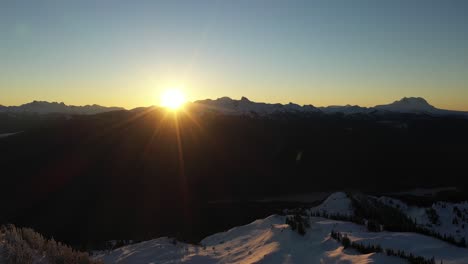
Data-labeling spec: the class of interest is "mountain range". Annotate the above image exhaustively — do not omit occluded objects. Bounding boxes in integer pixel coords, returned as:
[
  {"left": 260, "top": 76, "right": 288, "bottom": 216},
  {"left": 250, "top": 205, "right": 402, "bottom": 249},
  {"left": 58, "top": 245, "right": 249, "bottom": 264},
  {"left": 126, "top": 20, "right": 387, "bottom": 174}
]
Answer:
[
  {"left": 193, "top": 96, "right": 467, "bottom": 117},
  {"left": 0, "top": 101, "right": 124, "bottom": 115},
  {"left": 1, "top": 97, "right": 466, "bottom": 117}
]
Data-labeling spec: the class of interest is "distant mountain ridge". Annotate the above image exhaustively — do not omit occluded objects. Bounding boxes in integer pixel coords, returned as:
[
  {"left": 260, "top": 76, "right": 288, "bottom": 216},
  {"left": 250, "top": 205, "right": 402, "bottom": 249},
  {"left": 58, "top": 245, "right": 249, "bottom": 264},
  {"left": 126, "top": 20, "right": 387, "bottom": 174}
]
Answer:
[
  {"left": 2, "top": 97, "right": 466, "bottom": 117},
  {"left": 0, "top": 101, "right": 124, "bottom": 115},
  {"left": 318, "top": 104, "right": 373, "bottom": 115},
  {"left": 374, "top": 97, "right": 437, "bottom": 113},
  {"left": 193, "top": 96, "right": 467, "bottom": 117},
  {"left": 193, "top": 96, "right": 321, "bottom": 115}
]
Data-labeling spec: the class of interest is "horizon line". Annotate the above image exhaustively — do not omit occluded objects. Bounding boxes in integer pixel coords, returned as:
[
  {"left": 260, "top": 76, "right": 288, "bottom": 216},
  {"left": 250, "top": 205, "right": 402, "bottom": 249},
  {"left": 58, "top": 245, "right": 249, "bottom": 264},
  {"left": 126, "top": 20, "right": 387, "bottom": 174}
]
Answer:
[{"left": 1, "top": 96, "right": 468, "bottom": 112}]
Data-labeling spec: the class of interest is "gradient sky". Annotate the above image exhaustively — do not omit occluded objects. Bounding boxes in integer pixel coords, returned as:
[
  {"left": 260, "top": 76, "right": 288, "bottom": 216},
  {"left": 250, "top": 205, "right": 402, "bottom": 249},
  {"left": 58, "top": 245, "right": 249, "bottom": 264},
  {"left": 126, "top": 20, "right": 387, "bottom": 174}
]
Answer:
[{"left": 1, "top": 0, "right": 468, "bottom": 110}]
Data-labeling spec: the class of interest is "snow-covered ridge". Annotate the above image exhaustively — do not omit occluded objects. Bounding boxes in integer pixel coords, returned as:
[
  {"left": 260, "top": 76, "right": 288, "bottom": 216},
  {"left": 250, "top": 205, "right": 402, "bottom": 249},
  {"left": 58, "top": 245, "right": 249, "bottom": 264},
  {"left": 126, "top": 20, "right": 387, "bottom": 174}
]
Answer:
[
  {"left": 193, "top": 96, "right": 468, "bottom": 117},
  {"left": 0, "top": 101, "right": 124, "bottom": 115},
  {"left": 378, "top": 196, "right": 468, "bottom": 245},
  {"left": 193, "top": 96, "right": 320, "bottom": 116},
  {"left": 309, "top": 192, "right": 354, "bottom": 217},
  {"left": 3, "top": 97, "right": 467, "bottom": 116},
  {"left": 95, "top": 192, "right": 468, "bottom": 263},
  {"left": 374, "top": 97, "right": 437, "bottom": 113},
  {"left": 97, "top": 215, "right": 408, "bottom": 264}
]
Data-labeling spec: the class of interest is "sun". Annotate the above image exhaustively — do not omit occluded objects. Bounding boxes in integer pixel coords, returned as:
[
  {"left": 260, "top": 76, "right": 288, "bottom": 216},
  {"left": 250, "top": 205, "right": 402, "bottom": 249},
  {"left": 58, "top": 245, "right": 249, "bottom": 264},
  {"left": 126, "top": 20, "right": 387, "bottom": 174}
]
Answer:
[{"left": 160, "top": 89, "right": 186, "bottom": 110}]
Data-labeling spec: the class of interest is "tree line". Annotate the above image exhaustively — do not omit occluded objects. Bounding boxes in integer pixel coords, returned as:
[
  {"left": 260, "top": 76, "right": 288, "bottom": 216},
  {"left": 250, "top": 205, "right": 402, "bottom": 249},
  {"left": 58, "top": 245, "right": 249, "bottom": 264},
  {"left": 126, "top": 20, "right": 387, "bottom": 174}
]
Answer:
[
  {"left": 0, "top": 224, "right": 102, "bottom": 264},
  {"left": 330, "top": 230, "right": 441, "bottom": 264}
]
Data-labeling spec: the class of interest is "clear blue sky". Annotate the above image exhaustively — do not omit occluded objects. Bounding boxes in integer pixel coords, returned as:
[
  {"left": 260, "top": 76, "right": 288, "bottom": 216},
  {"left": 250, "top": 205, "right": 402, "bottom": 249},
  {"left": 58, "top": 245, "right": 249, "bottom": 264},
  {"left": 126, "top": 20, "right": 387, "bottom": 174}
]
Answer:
[{"left": 1, "top": 0, "right": 467, "bottom": 110}]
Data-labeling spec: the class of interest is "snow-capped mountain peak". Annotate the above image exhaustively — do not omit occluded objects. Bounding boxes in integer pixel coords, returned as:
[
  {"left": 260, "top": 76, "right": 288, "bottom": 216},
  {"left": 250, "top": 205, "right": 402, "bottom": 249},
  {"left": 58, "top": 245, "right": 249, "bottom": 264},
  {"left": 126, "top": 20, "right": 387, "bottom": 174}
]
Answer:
[
  {"left": 374, "top": 97, "right": 437, "bottom": 113},
  {"left": 399, "top": 97, "right": 430, "bottom": 104},
  {"left": 193, "top": 97, "right": 320, "bottom": 116},
  {"left": 191, "top": 96, "right": 468, "bottom": 117}
]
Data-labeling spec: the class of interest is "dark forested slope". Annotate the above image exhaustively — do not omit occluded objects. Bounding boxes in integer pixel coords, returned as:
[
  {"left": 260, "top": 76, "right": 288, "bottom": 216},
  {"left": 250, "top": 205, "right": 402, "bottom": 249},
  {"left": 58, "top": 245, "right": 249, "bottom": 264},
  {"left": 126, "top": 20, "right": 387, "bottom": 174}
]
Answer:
[{"left": 1, "top": 107, "right": 467, "bottom": 247}]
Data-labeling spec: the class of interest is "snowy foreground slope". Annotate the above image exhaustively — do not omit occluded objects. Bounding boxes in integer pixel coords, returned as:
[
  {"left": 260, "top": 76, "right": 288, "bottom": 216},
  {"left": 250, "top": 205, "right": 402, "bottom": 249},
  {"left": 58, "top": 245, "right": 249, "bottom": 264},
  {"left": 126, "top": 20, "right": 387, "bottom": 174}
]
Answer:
[
  {"left": 96, "top": 216, "right": 408, "bottom": 264},
  {"left": 378, "top": 196, "right": 468, "bottom": 245},
  {"left": 95, "top": 193, "right": 468, "bottom": 264}
]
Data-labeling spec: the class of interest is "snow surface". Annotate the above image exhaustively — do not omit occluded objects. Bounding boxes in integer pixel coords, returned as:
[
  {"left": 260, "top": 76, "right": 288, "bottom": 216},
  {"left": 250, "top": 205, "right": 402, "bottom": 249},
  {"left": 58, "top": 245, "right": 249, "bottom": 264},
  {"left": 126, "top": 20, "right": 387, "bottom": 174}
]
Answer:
[
  {"left": 96, "top": 216, "right": 404, "bottom": 264},
  {"left": 309, "top": 192, "right": 354, "bottom": 217},
  {"left": 95, "top": 215, "right": 468, "bottom": 264},
  {"left": 378, "top": 196, "right": 468, "bottom": 244},
  {"left": 96, "top": 192, "right": 468, "bottom": 264}
]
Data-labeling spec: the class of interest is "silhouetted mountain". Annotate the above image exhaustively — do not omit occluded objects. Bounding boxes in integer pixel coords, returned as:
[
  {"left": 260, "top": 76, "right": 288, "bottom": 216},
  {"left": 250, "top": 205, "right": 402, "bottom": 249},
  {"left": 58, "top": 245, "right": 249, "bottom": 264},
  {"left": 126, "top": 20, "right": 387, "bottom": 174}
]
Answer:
[
  {"left": 0, "top": 101, "right": 124, "bottom": 115},
  {"left": 374, "top": 97, "right": 437, "bottom": 113},
  {"left": 192, "top": 96, "right": 467, "bottom": 117},
  {"left": 192, "top": 96, "right": 321, "bottom": 116},
  {"left": 319, "top": 105, "right": 373, "bottom": 115},
  {"left": 3, "top": 97, "right": 465, "bottom": 118}
]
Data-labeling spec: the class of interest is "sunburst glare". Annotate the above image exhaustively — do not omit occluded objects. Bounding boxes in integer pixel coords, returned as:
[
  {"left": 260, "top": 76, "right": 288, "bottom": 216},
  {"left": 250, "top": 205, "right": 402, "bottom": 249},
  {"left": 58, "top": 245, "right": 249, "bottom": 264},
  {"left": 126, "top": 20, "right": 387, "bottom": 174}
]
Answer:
[{"left": 160, "top": 89, "right": 186, "bottom": 110}]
